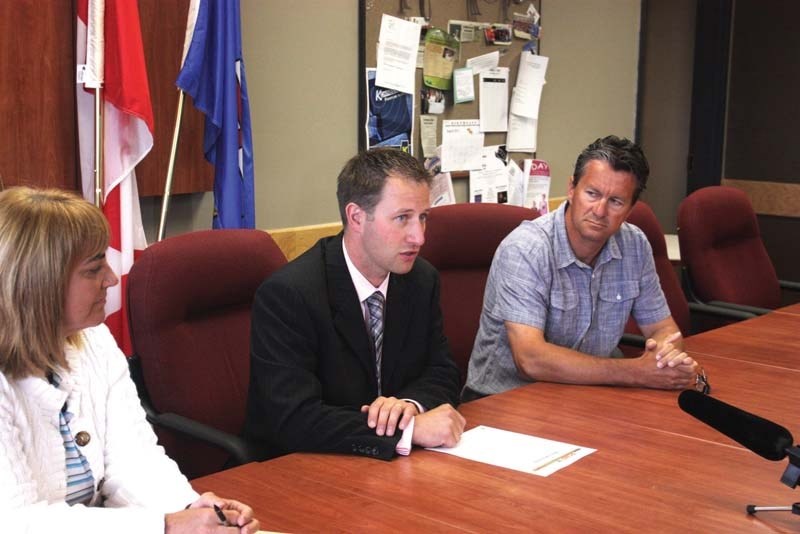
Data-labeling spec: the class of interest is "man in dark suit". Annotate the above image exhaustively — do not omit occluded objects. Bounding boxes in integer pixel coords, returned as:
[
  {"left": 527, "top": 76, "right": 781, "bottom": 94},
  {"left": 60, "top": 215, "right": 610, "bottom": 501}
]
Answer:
[{"left": 244, "top": 148, "right": 465, "bottom": 460}]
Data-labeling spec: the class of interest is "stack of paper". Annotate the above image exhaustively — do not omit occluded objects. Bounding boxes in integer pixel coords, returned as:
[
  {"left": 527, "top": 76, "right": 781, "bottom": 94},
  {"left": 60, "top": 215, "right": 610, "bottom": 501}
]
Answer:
[{"left": 507, "top": 54, "right": 548, "bottom": 153}]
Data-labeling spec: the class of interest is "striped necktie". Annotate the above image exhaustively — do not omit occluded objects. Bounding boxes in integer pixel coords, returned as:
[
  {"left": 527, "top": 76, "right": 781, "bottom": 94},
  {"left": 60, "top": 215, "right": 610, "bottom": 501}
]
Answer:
[{"left": 366, "top": 291, "right": 385, "bottom": 395}]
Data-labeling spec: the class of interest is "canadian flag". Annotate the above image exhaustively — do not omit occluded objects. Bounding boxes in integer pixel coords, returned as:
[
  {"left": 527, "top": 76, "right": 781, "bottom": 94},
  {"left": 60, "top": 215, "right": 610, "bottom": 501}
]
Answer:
[{"left": 76, "top": 0, "right": 153, "bottom": 355}]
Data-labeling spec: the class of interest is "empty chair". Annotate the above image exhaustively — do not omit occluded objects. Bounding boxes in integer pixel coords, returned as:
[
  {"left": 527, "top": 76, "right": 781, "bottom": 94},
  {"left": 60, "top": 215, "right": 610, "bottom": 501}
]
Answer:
[
  {"left": 128, "top": 229, "right": 287, "bottom": 479},
  {"left": 419, "top": 203, "right": 538, "bottom": 385},
  {"left": 620, "top": 200, "right": 753, "bottom": 350},
  {"left": 624, "top": 200, "right": 691, "bottom": 336},
  {"left": 678, "top": 186, "right": 800, "bottom": 315}
]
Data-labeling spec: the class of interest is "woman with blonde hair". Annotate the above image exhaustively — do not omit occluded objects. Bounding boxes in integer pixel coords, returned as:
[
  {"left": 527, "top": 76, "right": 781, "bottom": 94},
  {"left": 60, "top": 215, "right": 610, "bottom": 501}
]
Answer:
[{"left": 0, "top": 187, "right": 259, "bottom": 533}]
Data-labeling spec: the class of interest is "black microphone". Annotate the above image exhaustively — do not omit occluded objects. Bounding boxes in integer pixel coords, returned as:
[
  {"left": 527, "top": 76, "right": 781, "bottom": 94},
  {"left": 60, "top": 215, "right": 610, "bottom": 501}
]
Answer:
[{"left": 678, "top": 390, "right": 793, "bottom": 461}]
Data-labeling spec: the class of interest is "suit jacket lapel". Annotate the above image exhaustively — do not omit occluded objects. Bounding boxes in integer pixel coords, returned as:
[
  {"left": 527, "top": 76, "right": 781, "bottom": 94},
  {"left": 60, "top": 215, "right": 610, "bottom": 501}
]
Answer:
[
  {"left": 381, "top": 272, "right": 412, "bottom": 388},
  {"left": 324, "top": 235, "right": 379, "bottom": 391}
]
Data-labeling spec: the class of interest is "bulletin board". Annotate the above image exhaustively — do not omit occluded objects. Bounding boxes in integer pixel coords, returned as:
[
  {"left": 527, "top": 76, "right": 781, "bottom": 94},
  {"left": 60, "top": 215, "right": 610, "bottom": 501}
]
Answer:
[{"left": 358, "top": 0, "right": 543, "bottom": 171}]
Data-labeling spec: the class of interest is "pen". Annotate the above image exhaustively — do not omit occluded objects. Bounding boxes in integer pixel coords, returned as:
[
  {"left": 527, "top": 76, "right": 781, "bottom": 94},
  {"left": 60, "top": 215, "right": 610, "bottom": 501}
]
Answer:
[
  {"left": 532, "top": 448, "right": 581, "bottom": 473},
  {"left": 213, "top": 504, "right": 232, "bottom": 527}
]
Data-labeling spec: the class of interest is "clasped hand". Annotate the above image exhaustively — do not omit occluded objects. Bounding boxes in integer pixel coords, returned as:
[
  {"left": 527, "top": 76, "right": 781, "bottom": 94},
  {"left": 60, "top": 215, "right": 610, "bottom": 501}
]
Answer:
[
  {"left": 360, "top": 397, "right": 466, "bottom": 448},
  {"left": 638, "top": 332, "right": 699, "bottom": 390},
  {"left": 361, "top": 396, "right": 418, "bottom": 437}
]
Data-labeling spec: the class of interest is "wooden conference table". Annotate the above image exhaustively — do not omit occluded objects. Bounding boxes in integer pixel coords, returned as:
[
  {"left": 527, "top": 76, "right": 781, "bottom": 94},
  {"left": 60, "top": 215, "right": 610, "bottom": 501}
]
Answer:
[{"left": 193, "top": 307, "right": 800, "bottom": 533}]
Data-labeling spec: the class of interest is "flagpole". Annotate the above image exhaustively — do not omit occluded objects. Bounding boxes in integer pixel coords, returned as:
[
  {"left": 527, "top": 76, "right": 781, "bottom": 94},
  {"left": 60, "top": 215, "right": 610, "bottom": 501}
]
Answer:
[
  {"left": 94, "top": 88, "right": 104, "bottom": 207},
  {"left": 157, "top": 89, "right": 186, "bottom": 241}
]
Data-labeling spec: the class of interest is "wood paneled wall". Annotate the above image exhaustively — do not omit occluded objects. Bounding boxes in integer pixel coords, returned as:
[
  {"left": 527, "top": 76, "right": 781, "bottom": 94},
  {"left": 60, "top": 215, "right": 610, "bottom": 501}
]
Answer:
[
  {"left": 137, "top": 0, "right": 212, "bottom": 196},
  {"left": 0, "top": 1, "right": 78, "bottom": 190},
  {"left": 0, "top": 0, "right": 212, "bottom": 196}
]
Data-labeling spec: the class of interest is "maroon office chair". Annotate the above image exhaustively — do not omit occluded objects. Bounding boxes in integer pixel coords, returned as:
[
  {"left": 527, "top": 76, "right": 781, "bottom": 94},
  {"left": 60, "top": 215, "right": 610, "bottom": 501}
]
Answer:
[
  {"left": 419, "top": 203, "right": 538, "bottom": 386},
  {"left": 678, "top": 186, "right": 800, "bottom": 315},
  {"left": 624, "top": 201, "right": 691, "bottom": 337},
  {"left": 128, "top": 229, "right": 287, "bottom": 479},
  {"left": 620, "top": 200, "right": 753, "bottom": 352}
]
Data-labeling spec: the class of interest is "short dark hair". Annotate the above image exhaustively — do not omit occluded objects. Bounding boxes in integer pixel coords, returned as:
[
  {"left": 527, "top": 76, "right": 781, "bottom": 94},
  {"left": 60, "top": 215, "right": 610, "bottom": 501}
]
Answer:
[
  {"left": 336, "top": 148, "right": 431, "bottom": 226},
  {"left": 572, "top": 135, "right": 649, "bottom": 202}
]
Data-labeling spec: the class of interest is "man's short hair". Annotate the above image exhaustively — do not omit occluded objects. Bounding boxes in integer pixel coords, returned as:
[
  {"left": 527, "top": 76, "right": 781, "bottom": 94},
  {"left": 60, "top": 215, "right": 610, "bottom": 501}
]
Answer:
[
  {"left": 336, "top": 148, "right": 431, "bottom": 225},
  {"left": 572, "top": 135, "right": 650, "bottom": 202}
]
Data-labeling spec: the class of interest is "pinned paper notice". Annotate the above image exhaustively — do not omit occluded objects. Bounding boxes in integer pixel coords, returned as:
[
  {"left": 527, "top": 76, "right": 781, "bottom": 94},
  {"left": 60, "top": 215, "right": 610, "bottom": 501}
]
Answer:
[
  {"left": 465, "top": 50, "right": 500, "bottom": 76},
  {"left": 376, "top": 15, "right": 422, "bottom": 94},
  {"left": 441, "top": 119, "right": 484, "bottom": 172}
]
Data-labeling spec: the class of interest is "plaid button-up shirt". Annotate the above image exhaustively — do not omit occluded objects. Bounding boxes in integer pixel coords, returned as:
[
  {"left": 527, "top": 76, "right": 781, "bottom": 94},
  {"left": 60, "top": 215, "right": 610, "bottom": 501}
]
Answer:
[{"left": 465, "top": 202, "right": 670, "bottom": 396}]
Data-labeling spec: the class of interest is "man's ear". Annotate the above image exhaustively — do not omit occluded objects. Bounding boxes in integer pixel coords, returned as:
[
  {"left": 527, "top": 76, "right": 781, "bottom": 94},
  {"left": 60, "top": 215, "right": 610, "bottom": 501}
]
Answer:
[
  {"left": 567, "top": 176, "right": 576, "bottom": 202},
  {"left": 345, "top": 202, "right": 364, "bottom": 232}
]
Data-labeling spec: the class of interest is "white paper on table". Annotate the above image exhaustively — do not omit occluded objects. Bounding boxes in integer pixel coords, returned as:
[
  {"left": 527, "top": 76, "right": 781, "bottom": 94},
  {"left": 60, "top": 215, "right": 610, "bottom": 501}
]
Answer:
[
  {"left": 479, "top": 67, "right": 509, "bottom": 132},
  {"left": 506, "top": 113, "right": 537, "bottom": 153},
  {"left": 469, "top": 167, "right": 509, "bottom": 203},
  {"left": 453, "top": 67, "right": 475, "bottom": 104},
  {"left": 427, "top": 425, "right": 595, "bottom": 477},
  {"left": 441, "top": 119, "right": 484, "bottom": 172},
  {"left": 465, "top": 50, "right": 500, "bottom": 76},
  {"left": 376, "top": 14, "right": 422, "bottom": 94},
  {"left": 420, "top": 115, "right": 438, "bottom": 158},
  {"left": 430, "top": 172, "right": 456, "bottom": 206},
  {"left": 507, "top": 159, "right": 526, "bottom": 206}
]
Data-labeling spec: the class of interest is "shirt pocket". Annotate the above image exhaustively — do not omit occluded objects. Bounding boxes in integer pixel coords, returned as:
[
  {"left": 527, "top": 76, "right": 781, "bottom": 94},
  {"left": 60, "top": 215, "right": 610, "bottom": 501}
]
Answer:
[
  {"left": 546, "top": 289, "right": 579, "bottom": 343},
  {"left": 598, "top": 281, "right": 640, "bottom": 333}
]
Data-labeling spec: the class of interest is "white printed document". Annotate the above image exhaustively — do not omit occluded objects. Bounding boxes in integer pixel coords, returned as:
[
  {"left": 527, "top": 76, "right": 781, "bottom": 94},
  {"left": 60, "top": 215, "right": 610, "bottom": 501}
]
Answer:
[
  {"left": 453, "top": 67, "right": 475, "bottom": 103},
  {"left": 465, "top": 50, "right": 500, "bottom": 76},
  {"left": 427, "top": 425, "right": 595, "bottom": 477},
  {"left": 429, "top": 171, "right": 456, "bottom": 207},
  {"left": 376, "top": 15, "right": 422, "bottom": 94},
  {"left": 479, "top": 67, "right": 509, "bottom": 132},
  {"left": 507, "top": 54, "right": 548, "bottom": 152},
  {"left": 440, "top": 119, "right": 484, "bottom": 172}
]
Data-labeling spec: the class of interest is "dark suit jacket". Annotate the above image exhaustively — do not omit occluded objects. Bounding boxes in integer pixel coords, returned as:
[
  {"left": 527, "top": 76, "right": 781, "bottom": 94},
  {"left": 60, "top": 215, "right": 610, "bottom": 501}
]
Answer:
[{"left": 244, "top": 233, "right": 460, "bottom": 460}]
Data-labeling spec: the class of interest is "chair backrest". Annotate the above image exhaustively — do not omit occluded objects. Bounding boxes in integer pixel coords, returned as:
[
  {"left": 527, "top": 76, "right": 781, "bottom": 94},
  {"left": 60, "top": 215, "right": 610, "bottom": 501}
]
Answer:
[
  {"left": 677, "top": 186, "right": 780, "bottom": 309},
  {"left": 128, "top": 229, "right": 287, "bottom": 478},
  {"left": 625, "top": 201, "right": 691, "bottom": 335},
  {"left": 420, "top": 203, "right": 538, "bottom": 385}
]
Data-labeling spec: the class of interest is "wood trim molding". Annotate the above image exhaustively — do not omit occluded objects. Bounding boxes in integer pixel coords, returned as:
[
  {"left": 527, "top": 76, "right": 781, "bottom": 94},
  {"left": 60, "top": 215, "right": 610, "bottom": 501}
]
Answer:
[
  {"left": 548, "top": 196, "right": 567, "bottom": 211},
  {"left": 266, "top": 197, "right": 567, "bottom": 261},
  {"left": 266, "top": 222, "right": 342, "bottom": 261},
  {"left": 721, "top": 178, "right": 800, "bottom": 217}
]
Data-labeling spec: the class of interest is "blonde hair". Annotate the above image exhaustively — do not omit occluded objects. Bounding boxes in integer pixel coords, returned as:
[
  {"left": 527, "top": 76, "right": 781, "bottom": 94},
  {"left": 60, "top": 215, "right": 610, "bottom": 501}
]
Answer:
[{"left": 0, "top": 187, "right": 110, "bottom": 379}]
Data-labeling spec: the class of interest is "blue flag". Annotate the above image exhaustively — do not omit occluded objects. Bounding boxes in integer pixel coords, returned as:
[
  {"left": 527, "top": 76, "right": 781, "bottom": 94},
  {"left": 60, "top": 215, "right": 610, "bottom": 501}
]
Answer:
[{"left": 177, "top": 0, "right": 255, "bottom": 229}]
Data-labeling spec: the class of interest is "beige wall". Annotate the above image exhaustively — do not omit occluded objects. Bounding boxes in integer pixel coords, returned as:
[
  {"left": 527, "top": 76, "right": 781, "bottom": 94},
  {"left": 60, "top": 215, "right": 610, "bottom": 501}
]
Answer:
[
  {"left": 537, "top": 0, "right": 641, "bottom": 198},
  {"left": 144, "top": 0, "right": 646, "bottom": 238},
  {"left": 241, "top": 0, "right": 358, "bottom": 229}
]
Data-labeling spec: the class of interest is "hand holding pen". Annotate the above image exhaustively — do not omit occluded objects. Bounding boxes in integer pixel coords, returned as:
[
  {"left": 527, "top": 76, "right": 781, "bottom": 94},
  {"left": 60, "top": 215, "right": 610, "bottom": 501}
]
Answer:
[{"left": 165, "top": 491, "right": 260, "bottom": 533}]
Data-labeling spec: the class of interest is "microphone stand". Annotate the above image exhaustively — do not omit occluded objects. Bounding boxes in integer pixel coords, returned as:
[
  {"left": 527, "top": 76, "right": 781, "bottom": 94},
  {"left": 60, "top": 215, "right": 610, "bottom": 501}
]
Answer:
[{"left": 747, "top": 445, "right": 800, "bottom": 517}]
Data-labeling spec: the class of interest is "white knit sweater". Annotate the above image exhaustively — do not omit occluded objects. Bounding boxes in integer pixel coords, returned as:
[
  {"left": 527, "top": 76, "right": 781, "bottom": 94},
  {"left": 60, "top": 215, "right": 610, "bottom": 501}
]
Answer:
[{"left": 0, "top": 324, "right": 199, "bottom": 533}]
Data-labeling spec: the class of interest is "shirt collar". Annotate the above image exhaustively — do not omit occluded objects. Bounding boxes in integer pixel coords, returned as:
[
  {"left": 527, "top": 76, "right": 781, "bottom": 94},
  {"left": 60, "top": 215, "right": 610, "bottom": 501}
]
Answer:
[{"left": 342, "top": 239, "right": 390, "bottom": 303}]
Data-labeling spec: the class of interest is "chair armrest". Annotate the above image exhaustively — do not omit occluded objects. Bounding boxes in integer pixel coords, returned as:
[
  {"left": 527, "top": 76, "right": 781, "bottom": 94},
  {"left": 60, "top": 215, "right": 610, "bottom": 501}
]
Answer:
[
  {"left": 619, "top": 333, "right": 645, "bottom": 348},
  {"left": 688, "top": 301, "right": 758, "bottom": 321},
  {"left": 127, "top": 355, "right": 258, "bottom": 466},
  {"left": 707, "top": 300, "right": 771, "bottom": 316},
  {"left": 779, "top": 279, "right": 800, "bottom": 292},
  {"left": 146, "top": 411, "right": 259, "bottom": 466}
]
